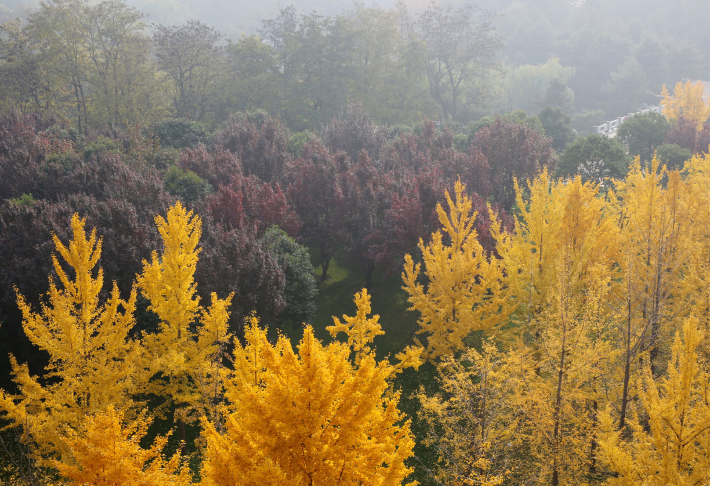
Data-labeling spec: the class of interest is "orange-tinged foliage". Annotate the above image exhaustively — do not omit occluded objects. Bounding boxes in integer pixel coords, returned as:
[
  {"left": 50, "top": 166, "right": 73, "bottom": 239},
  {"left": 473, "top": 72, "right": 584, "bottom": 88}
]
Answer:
[
  {"left": 403, "top": 180, "right": 510, "bottom": 359},
  {"left": 0, "top": 214, "right": 139, "bottom": 463},
  {"left": 55, "top": 406, "right": 192, "bottom": 486},
  {"left": 201, "top": 309, "right": 417, "bottom": 486},
  {"left": 661, "top": 80, "right": 710, "bottom": 130}
]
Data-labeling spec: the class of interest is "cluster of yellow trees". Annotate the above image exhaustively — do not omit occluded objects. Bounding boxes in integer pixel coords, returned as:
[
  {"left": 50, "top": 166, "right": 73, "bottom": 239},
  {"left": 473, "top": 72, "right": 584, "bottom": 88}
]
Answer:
[
  {"left": 661, "top": 80, "right": 710, "bottom": 130},
  {"left": 406, "top": 151, "right": 710, "bottom": 485},
  {"left": 0, "top": 203, "right": 420, "bottom": 485},
  {"left": 4, "top": 149, "right": 710, "bottom": 485}
]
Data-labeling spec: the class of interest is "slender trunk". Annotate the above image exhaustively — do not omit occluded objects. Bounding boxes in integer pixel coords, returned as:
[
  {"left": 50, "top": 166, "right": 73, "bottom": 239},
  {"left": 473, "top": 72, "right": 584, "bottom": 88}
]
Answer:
[
  {"left": 320, "top": 250, "right": 331, "bottom": 282},
  {"left": 589, "top": 399, "right": 598, "bottom": 474},
  {"left": 365, "top": 260, "right": 375, "bottom": 290},
  {"left": 619, "top": 301, "right": 633, "bottom": 430},
  {"left": 178, "top": 418, "right": 187, "bottom": 455},
  {"left": 552, "top": 362, "right": 564, "bottom": 486},
  {"left": 552, "top": 318, "right": 567, "bottom": 486}
]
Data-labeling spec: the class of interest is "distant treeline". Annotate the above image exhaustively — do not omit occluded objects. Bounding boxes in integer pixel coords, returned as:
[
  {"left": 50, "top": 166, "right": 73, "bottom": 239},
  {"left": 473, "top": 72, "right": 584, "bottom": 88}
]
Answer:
[{"left": 3, "top": 0, "right": 709, "bottom": 133}]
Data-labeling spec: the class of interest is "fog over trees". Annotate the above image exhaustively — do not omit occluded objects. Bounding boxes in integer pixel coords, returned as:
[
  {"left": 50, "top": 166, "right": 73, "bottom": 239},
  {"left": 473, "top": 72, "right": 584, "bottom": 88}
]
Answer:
[
  {"left": 2, "top": 0, "right": 710, "bottom": 485},
  {"left": 1, "top": 0, "right": 708, "bottom": 131}
]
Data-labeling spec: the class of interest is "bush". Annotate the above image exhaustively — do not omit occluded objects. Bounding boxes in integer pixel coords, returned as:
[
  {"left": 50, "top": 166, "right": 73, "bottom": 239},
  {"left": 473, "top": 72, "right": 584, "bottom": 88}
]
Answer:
[
  {"left": 151, "top": 118, "right": 209, "bottom": 149},
  {"left": 163, "top": 166, "right": 213, "bottom": 204}
]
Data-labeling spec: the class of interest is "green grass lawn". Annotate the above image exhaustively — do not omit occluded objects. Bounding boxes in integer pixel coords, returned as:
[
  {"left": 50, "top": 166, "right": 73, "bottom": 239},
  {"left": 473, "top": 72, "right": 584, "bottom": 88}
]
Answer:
[{"left": 305, "top": 251, "right": 420, "bottom": 361}]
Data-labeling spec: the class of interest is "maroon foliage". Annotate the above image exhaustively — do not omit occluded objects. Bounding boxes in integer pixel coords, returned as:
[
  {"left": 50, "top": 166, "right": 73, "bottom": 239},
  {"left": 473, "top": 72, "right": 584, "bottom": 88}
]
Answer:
[
  {"left": 285, "top": 140, "right": 347, "bottom": 281},
  {"left": 214, "top": 111, "right": 291, "bottom": 183},
  {"left": 196, "top": 217, "right": 286, "bottom": 330},
  {"left": 0, "top": 112, "right": 73, "bottom": 201},
  {"left": 473, "top": 117, "right": 556, "bottom": 211},
  {"left": 338, "top": 150, "right": 391, "bottom": 287},
  {"left": 666, "top": 116, "right": 698, "bottom": 152},
  {"left": 321, "top": 103, "right": 386, "bottom": 163},
  {"left": 695, "top": 122, "right": 710, "bottom": 155},
  {"left": 177, "top": 144, "right": 242, "bottom": 188},
  {"left": 204, "top": 174, "right": 300, "bottom": 236}
]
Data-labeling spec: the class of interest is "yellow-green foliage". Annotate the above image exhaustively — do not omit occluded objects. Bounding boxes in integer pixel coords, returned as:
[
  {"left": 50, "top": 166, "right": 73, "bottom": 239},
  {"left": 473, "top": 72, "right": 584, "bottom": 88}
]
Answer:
[
  {"left": 0, "top": 214, "right": 139, "bottom": 463},
  {"left": 403, "top": 180, "right": 510, "bottom": 359},
  {"left": 200, "top": 294, "right": 417, "bottom": 486}
]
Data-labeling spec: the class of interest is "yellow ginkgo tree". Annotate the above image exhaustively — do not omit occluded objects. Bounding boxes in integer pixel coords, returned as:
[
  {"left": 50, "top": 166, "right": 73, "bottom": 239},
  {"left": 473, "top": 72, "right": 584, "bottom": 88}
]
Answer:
[
  {"left": 661, "top": 80, "right": 710, "bottom": 130},
  {"left": 598, "top": 317, "right": 710, "bottom": 486},
  {"left": 403, "top": 180, "right": 510, "bottom": 359},
  {"left": 200, "top": 290, "right": 419, "bottom": 486},
  {"left": 0, "top": 214, "right": 139, "bottom": 464},
  {"left": 55, "top": 406, "right": 192, "bottom": 486},
  {"left": 136, "top": 202, "right": 233, "bottom": 437}
]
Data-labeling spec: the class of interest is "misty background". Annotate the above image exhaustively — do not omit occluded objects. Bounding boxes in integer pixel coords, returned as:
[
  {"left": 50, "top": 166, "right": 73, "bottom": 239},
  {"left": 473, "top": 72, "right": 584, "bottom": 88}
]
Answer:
[{"left": 1, "top": 0, "right": 708, "bottom": 132}]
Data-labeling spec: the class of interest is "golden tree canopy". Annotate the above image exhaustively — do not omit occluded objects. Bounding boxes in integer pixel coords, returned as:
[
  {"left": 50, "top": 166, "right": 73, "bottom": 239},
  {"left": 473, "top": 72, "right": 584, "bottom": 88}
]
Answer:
[{"left": 200, "top": 315, "right": 416, "bottom": 486}]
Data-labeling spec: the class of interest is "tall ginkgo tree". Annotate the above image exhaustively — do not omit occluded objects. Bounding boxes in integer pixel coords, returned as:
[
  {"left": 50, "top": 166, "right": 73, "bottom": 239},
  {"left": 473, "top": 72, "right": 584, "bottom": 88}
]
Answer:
[
  {"left": 491, "top": 174, "right": 618, "bottom": 485},
  {"left": 0, "top": 214, "right": 139, "bottom": 464},
  {"left": 598, "top": 317, "right": 710, "bottom": 486},
  {"left": 137, "top": 201, "right": 233, "bottom": 437},
  {"left": 402, "top": 180, "right": 510, "bottom": 359},
  {"left": 607, "top": 157, "right": 694, "bottom": 429}
]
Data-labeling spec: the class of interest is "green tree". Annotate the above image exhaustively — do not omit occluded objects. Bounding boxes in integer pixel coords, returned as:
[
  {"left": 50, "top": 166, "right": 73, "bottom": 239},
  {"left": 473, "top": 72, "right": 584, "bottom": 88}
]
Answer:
[
  {"left": 417, "top": 3, "right": 502, "bottom": 121},
  {"left": 344, "top": 4, "right": 430, "bottom": 126},
  {"left": 224, "top": 34, "right": 279, "bottom": 114},
  {"left": 503, "top": 57, "right": 575, "bottom": 115},
  {"left": 558, "top": 133, "right": 629, "bottom": 181},
  {"left": 655, "top": 143, "right": 693, "bottom": 170},
  {"left": 616, "top": 111, "right": 670, "bottom": 163},
  {"left": 258, "top": 226, "right": 317, "bottom": 328},
  {"left": 83, "top": 0, "right": 156, "bottom": 128},
  {"left": 163, "top": 165, "right": 213, "bottom": 204},
  {"left": 153, "top": 20, "right": 224, "bottom": 121},
  {"left": 539, "top": 105, "right": 576, "bottom": 152}
]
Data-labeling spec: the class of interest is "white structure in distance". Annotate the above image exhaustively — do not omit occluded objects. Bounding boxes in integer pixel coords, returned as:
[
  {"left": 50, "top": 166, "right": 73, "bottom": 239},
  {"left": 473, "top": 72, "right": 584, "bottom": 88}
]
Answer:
[{"left": 595, "top": 105, "right": 663, "bottom": 138}]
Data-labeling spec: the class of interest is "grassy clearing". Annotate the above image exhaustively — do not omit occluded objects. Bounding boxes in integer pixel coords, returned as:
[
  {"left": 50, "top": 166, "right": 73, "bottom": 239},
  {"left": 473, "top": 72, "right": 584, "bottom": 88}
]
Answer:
[{"left": 307, "top": 251, "right": 420, "bottom": 361}]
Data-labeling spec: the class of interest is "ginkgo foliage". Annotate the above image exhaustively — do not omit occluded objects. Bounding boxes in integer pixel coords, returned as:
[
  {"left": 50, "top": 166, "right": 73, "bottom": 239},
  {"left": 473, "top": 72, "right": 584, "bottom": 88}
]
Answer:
[
  {"left": 661, "top": 80, "right": 710, "bottom": 130},
  {"left": 403, "top": 180, "right": 510, "bottom": 359},
  {"left": 137, "top": 201, "right": 233, "bottom": 427},
  {"left": 598, "top": 317, "right": 710, "bottom": 486},
  {"left": 417, "top": 340, "right": 521, "bottom": 486},
  {"left": 55, "top": 406, "right": 191, "bottom": 486},
  {"left": 0, "top": 214, "right": 139, "bottom": 463},
  {"left": 200, "top": 290, "right": 418, "bottom": 486}
]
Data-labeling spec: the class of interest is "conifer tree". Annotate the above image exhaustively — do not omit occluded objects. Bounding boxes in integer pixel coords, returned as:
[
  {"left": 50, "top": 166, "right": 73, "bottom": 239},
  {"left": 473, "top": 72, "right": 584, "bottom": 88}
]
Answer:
[{"left": 0, "top": 214, "right": 139, "bottom": 463}]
